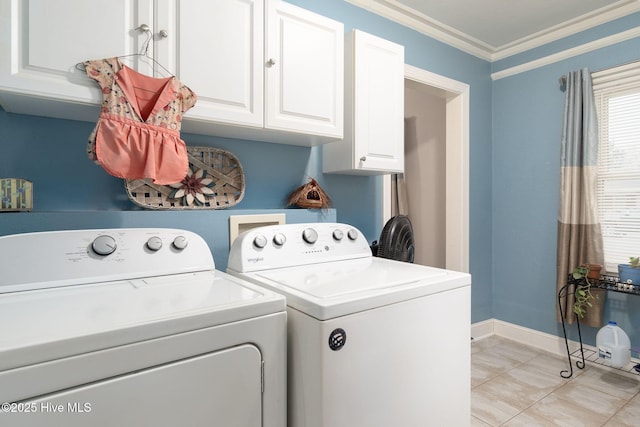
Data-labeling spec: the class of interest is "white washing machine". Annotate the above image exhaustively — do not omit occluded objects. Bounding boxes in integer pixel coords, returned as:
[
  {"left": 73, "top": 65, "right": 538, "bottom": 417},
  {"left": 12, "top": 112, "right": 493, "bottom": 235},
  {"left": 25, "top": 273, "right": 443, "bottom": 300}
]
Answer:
[
  {"left": 228, "top": 222, "right": 472, "bottom": 427},
  {"left": 0, "top": 228, "right": 286, "bottom": 427}
]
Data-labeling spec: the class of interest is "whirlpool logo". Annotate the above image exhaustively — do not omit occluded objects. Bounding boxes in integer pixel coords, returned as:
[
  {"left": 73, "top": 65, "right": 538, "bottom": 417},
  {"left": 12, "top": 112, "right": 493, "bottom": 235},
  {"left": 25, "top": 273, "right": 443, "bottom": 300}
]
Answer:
[{"left": 247, "top": 257, "right": 264, "bottom": 263}]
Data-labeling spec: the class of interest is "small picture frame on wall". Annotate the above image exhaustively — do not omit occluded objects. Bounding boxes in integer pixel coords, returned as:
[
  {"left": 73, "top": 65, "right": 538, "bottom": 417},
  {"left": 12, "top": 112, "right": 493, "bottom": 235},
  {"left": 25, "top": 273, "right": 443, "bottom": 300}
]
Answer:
[{"left": 1, "top": 178, "right": 33, "bottom": 212}]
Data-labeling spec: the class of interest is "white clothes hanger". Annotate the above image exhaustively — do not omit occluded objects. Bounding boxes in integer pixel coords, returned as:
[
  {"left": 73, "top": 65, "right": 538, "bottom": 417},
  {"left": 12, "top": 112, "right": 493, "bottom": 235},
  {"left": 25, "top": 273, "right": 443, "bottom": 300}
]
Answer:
[{"left": 118, "top": 24, "right": 174, "bottom": 77}]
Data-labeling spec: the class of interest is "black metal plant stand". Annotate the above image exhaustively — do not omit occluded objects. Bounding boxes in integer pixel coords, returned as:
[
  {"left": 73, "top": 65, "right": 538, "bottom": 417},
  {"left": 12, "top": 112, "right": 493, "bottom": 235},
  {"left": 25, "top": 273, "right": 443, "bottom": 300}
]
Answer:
[
  {"left": 558, "top": 274, "right": 640, "bottom": 378},
  {"left": 557, "top": 278, "right": 585, "bottom": 378}
]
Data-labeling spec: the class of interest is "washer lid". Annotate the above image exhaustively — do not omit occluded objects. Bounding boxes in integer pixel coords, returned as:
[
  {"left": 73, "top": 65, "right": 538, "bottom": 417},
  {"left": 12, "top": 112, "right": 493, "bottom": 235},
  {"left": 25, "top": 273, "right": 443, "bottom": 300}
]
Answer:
[
  {"left": 0, "top": 270, "right": 285, "bottom": 372},
  {"left": 250, "top": 257, "right": 471, "bottom": 320}
]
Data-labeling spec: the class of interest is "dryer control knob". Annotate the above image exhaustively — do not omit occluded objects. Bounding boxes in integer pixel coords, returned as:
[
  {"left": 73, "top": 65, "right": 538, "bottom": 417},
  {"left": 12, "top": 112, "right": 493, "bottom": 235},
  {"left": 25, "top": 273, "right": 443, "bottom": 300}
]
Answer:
[
  {"left": 92, "top": 235, "right": 117, "bottom": 256},
  {"left": 172, "top": 236, "right": 188, "bottom": 250},
  {"left": 146, "top": 236, "right": 163, "bottom": 251},
  {"left": 302, "top": 228, "right": 318, "bottom": 244},
  {"left": 253, "top": 235, "right": 268, "bottom": 249},
  {"left": 347, "top": 229, "right": 358, "bottom": 241},
  {"left": 273, "top": 233, "right": 286, "bottom": 246},
  {"left": 333, "top": 229, "right": 344, "bottom": 241}
]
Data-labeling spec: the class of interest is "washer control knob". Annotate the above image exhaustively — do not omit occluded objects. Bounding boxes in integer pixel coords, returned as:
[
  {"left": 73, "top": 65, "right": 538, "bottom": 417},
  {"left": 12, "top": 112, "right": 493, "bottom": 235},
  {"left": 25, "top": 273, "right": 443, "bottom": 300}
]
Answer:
[
  {"left": 302, "top": 228, "right": 318, "bottom": 244},
  {"left": 146, "top": 236, "right": 163, "bottom": 251},
  {"left": 172, "top": 236, "right": 188, "bottom": 250},
  {"left": 273, "top": 233, "right": 286, "bottom": 247},
  {"left": 92, "top": 235, "right": 117, "bottom": 256},
  {"left": 253, "top": 235, "right": 268, "bottom": 249},
  {"left": 347, "top": 229, "right": 358, "bottom": 241},
  {"left": 333, "top": 229, "right": 344, "bottom": 241}
]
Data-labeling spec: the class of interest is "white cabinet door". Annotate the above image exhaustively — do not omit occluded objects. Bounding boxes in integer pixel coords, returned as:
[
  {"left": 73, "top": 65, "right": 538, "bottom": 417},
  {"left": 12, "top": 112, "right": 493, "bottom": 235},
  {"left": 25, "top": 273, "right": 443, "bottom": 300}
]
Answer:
[
  {"left": 160, "top": 0, "right": 264, "bottom": 128},
  {"left": 265, "top": 0, "right": 343, "bottom": 138},
  {"left": 352, "top": 30, "right": 404, "bottom": 172},
  {"left": 0, "top": 0, "right": 153, "bottom": 120},
  {"left": 323, "top": 30, "right": 404, "bottom": 175}
]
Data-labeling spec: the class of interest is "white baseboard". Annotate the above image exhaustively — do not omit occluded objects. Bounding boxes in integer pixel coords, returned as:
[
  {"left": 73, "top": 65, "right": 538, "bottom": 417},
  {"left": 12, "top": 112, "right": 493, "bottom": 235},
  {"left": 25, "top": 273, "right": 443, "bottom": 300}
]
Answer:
[
  {"left": 470, "top": 318, "right": 494, "bottom": 341},
  {"left": 471, "top": 319, "right": 640, "bottom": 377}
]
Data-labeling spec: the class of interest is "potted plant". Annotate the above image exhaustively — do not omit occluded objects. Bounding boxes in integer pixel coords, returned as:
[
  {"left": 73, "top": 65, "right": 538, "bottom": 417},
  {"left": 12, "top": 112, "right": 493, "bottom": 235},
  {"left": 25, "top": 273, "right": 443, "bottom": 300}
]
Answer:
[
  {"left": 618, "top": 257, "right": 640, "bottom": 284},
  {"left": 572, "top": 264, "right": 598, "bottom": 318},
  {"left": 586, "top": 263, "right": 602, "bottom": 280}
]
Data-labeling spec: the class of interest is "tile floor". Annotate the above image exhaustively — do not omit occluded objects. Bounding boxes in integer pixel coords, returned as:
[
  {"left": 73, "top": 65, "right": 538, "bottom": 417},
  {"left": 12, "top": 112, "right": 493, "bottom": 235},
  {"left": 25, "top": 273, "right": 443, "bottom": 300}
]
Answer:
[{"left": 471, "top": 336, "right": 640, "bottom": 426}]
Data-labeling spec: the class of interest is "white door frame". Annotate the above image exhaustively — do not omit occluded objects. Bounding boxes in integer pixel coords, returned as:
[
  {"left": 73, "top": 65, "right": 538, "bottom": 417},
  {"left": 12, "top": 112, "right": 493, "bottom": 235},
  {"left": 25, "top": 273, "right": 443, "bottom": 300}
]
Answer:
[{"left": 383, "top": 64, "right": 469, "bottom": 272}]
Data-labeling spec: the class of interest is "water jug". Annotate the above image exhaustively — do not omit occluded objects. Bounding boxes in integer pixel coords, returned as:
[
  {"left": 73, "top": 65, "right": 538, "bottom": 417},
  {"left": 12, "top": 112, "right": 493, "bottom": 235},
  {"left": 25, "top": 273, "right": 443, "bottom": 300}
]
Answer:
[{"left": 596, "top": 321, "right": 631, "bottom": 368}]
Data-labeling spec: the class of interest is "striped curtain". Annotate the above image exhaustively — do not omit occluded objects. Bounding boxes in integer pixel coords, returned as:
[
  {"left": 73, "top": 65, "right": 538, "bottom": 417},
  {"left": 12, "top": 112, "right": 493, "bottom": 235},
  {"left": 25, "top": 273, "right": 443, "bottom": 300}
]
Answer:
[{"left": 556, "top": 68, "right": 606, "bottom": 327}]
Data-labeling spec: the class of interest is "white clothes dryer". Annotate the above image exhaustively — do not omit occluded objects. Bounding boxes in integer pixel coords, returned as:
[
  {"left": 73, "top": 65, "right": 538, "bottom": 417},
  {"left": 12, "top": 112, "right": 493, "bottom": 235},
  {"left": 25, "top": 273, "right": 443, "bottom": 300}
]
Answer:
[
  {"left": 0, "top": 228, "right": 286, "bottom": 427},
  {"left": 228, "top": 222, "right": 472, "bottom": 427}
]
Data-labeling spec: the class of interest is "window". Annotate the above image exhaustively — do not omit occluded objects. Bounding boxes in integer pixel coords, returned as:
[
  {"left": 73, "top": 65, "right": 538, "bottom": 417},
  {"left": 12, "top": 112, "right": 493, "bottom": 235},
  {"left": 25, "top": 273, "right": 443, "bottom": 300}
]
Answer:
[{"left": 593, "top": 62, "right": 640, "bottom": 273}]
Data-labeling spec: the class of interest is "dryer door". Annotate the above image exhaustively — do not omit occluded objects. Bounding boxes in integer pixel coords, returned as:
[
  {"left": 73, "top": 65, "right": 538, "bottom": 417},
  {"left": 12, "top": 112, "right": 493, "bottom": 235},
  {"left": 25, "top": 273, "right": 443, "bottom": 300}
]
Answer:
[{"left": 4, "top": 344, "right": 262, "bottom": 426}]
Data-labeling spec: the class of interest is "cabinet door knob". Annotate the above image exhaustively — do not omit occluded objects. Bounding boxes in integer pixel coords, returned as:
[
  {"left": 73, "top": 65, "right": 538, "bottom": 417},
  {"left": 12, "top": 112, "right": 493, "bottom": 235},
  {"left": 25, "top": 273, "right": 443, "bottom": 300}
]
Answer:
[
  {"left": 266, "top": 58, "right": 276, "bottom": 67},
  {"left": 159, "top": 30, "right": 168, "bottom": 38},
  {"left": 360, "top": 156, "right": 367, "bottom": 162}
]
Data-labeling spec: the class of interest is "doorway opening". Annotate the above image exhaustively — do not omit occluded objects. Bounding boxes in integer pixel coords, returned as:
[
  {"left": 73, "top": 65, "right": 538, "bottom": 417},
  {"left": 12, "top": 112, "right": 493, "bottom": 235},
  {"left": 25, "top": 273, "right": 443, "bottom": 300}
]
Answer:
[{"left": 382, "top": 64, "right": 469, "bottom": 272}]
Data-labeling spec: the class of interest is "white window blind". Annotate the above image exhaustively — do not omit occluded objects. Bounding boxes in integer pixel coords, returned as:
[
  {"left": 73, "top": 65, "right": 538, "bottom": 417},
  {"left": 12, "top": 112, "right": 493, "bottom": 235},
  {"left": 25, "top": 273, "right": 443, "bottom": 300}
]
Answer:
[{"left": 592, "top": 62, "right": 640, "bottom": 273}]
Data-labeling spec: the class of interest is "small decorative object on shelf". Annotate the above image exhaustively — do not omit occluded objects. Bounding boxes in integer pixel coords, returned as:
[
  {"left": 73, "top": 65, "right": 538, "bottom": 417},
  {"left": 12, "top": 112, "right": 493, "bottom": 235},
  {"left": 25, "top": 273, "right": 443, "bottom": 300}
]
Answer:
[
  {"left": 125, "top": 146, "right": 244, "bottom": 210},
  {"left": 168, "top": 168, "right": 215, "bottom": 206},
  {"left": 586, "top": 263, "right": 602, "bottom": 280},
  {"left": 0, "top": 178, "right": 32, "bottom": 212},
  {"left": 287, "top": 177, "right": 331, "bottom": 209},
  {"left": 618, "top": 257, "right": 640, "bottom": 285}
]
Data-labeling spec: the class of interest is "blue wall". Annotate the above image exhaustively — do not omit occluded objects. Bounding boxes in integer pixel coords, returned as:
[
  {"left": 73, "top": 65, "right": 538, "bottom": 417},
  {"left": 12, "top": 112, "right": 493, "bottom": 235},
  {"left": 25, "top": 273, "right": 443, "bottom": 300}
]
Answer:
[{"left": 492, "top": 12, "right": 640, "bottom": 347}]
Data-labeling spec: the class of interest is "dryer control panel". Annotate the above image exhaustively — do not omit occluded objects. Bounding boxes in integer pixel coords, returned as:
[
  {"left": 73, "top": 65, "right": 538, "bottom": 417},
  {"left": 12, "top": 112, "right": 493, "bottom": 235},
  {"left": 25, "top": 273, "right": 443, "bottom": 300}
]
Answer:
[
  {"left": 227, "top": 223, "right": 372, "bottom": 272},
  {"left": 0, "top": 228, "right": 215, "bottom": 293}
]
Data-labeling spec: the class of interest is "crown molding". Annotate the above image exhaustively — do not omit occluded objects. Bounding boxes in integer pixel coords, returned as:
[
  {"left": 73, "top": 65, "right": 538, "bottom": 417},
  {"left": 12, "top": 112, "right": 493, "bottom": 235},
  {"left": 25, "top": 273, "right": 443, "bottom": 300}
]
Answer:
[
  {"left": 345, "top": 0, "right": 640, "bottom": 62},
  {"left": 491, "top": 26, "right": 640, "bottom": 80},
  {"left": 345, "top": 0, "right": 494, "bottom": 60}
]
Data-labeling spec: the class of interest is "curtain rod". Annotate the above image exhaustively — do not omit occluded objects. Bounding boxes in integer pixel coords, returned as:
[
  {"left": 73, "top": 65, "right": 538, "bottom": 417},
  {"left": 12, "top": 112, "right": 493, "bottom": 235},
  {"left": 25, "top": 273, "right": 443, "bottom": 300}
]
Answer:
[{"left": 559, "top": 58, "right": 640, "bottom": 91}]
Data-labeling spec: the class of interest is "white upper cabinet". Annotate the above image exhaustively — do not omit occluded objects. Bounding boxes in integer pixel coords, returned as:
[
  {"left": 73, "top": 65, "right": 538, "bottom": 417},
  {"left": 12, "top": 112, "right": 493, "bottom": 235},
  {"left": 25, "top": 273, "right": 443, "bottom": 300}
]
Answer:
[
  {"left": 0, "top": 0, "right": 343, "bottom": 146},
  {"left": 323, "top": 30, "right": 405, "bottom": 175},
  {"left": 265, "top": 0, "right": 343, "bottom": 139}
]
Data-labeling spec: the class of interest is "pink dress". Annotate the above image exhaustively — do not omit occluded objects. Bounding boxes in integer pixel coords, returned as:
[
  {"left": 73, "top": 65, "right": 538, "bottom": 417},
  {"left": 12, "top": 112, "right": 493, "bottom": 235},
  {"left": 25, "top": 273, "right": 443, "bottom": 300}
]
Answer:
[{"left": 84, "top": 58, "right": 197, "bottom": 185}]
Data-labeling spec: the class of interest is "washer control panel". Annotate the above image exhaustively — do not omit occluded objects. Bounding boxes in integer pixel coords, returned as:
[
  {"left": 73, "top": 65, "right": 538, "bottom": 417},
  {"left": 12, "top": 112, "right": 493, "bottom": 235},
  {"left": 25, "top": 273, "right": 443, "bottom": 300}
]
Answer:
[
  {"left": 0, "top": 228, "right": 214, "bottom": 293},
  {"left": 228, "top": 223, "right": 372, "bottom": 272}
]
